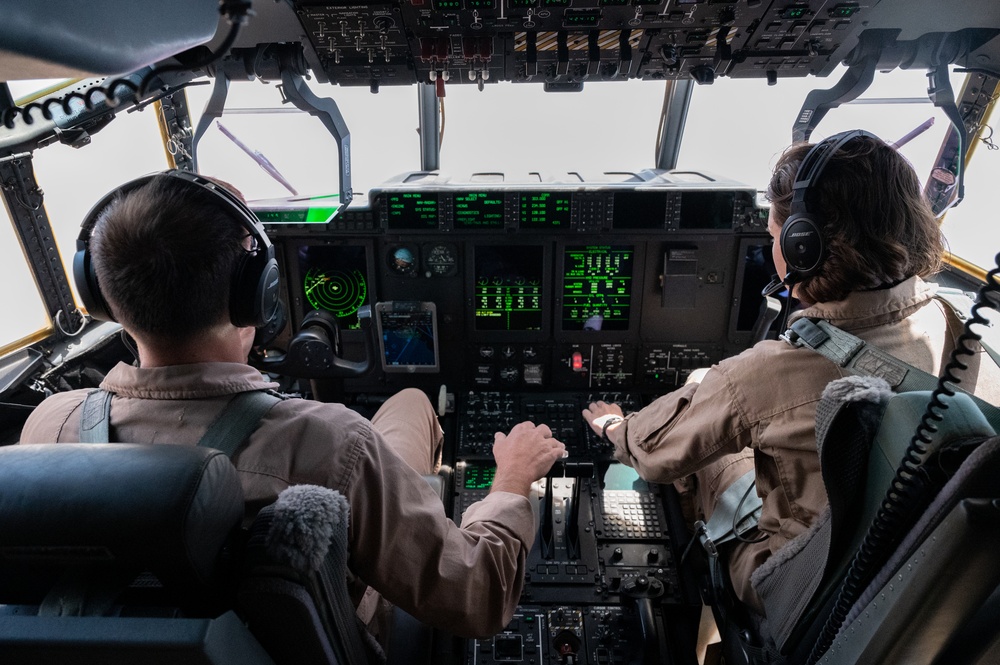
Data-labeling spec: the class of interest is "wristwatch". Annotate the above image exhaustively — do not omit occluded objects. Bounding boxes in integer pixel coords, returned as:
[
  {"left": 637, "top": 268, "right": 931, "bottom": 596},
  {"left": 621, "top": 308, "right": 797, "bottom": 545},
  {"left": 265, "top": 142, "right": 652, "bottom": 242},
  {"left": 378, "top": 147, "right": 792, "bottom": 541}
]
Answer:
[{"left": 600, "top": 415, "right": 624, "bottom": 442}]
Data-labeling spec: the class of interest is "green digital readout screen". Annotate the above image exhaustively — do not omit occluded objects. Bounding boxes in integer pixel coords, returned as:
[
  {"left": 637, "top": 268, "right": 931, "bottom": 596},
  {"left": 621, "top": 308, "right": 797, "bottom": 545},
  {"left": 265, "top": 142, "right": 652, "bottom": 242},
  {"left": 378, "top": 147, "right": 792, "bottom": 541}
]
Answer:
[
  {"left": 830, "top": 3, "right": 859, "bottom": 17},
  {"left": 519, "top": 192, "right": 571, "bottom": 229},
  {"left": 386, "top": 192, "right": 439, "bottom": 230},
  {"left": 454, "top": 192, "right": 505, "bottom": 229},
  {"left": 463, "top": 462, "right": 497, "bottom": 490},
  {"left": 563, "top": 9, "right": 601, "bottom": 26},
  {"left": 299, "top": 245, "right": 368, "bottom": 329},
  {"left": 474, "top": 245, "right": 544, "bottom": 331},
  {"left": 252, "top": 195, "right": 342, "bottom": 224},
  {"left": 562, "top": 245, "right": 634, "bottom": 331},
  {"left": 255, "top": 208, "right": 340, "bottom": 224}
]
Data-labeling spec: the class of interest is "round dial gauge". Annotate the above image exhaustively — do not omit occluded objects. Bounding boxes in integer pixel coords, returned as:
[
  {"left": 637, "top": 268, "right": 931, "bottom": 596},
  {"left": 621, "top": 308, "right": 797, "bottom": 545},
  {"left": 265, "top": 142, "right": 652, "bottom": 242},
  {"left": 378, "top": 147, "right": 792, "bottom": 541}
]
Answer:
[
  {"left": 424, "top": 243, "right": 458, "bottom": 277},
  {"left": 303, "top": 267, "right": 367, "bottom": 318},
  {"left": 387, "top": 245, "right": 418, "bottom": 275}
]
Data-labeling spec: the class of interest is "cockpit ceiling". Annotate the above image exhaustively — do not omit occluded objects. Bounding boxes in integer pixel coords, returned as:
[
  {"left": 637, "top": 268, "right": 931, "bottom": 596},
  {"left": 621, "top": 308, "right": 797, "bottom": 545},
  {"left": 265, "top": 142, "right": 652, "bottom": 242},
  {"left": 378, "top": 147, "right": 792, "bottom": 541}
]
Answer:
[{"left": 1, "top": 0, "right": 999, "bottom": 86}]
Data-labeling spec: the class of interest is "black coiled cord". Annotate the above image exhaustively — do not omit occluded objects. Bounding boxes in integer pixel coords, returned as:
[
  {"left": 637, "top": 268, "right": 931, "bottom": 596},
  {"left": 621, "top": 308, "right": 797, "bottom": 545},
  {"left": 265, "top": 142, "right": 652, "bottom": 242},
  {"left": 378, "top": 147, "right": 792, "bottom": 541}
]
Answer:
[
  {"left": 1, "top": 0, "right": 252, "bottom": 130},
  {"left": 806, "top": 253, "right": 1000, "bottom": 664},
  {"left": 1, "top": 78, "right": 139, "bottom": 129}
]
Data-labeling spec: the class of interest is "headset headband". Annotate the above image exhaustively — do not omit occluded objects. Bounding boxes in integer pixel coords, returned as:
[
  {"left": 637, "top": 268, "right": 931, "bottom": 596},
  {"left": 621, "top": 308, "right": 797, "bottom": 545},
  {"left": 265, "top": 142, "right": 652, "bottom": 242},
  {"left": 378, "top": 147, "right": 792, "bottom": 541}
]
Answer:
[
  {"left": 77, "top": 170, "right": 272, "bottom": 253},
  {"left": 789, "top": 129, "right": 877, "bottom": 216},
  {"left": 75, "top": 170, "right": 280, "bottom": 328}
]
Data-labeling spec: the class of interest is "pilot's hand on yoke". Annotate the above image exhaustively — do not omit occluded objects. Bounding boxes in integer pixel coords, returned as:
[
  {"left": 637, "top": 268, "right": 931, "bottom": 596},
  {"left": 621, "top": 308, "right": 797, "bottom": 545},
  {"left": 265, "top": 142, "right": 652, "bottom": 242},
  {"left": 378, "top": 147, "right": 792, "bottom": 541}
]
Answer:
[{"left": 490, "top": 422, "right": 566, "bottom": 498}]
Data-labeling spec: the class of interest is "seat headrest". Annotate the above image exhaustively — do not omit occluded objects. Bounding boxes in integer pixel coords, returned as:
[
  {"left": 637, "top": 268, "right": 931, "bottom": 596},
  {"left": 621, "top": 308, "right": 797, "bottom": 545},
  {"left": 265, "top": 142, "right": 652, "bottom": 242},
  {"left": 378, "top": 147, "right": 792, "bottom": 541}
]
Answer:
[{"left": 0, "top": 443, "right": 245, "bottom": 603}]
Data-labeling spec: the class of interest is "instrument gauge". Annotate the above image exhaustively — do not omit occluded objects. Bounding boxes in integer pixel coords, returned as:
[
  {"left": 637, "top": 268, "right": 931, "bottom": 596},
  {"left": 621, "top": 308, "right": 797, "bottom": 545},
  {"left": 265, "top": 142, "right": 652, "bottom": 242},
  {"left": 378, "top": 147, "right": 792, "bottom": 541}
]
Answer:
[
  {"left": 424, "top": 243, "right": 459, "bottom": 277},
  {"left": 387, "top": 245, "right": 419, "bottom": 276}
]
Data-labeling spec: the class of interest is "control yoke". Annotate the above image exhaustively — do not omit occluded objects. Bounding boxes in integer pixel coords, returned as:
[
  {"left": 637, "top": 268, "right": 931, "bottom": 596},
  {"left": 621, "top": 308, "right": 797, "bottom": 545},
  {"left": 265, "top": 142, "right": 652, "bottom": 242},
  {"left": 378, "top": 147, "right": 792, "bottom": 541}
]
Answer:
[
  {"left": 257, "top": 306, "right": 374, "bottom": 379},
  {"left": 621, "top": 574, "right": 666, "bottom": 665}
]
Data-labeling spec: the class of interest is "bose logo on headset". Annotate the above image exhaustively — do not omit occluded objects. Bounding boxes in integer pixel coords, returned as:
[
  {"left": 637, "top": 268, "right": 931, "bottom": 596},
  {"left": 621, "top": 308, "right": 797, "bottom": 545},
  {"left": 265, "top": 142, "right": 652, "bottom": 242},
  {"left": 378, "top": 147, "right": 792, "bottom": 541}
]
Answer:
[
  {"left": 74, "top": 170, "right": 281, "bottom": 329},
  {"left": 778, "top": 129, "right": 878, "bottom": 284}
]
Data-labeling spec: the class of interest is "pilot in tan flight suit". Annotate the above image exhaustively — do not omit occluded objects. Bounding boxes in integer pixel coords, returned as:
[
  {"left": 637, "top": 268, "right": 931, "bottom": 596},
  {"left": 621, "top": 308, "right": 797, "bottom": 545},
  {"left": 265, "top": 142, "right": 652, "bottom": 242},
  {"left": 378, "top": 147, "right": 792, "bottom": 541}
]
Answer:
[
  {"left": 583, "top": 132, "right": 1000, "bottom": 615},
  {"left": 20, "top": 171, "right": 567, "bottom": 644}
]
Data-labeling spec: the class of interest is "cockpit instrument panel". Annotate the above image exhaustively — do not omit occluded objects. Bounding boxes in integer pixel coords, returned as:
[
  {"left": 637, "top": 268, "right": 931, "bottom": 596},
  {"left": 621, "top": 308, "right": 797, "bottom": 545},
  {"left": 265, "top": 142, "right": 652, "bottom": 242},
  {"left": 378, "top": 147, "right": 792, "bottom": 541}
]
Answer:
[{"left": 260, "top": 171, "right": 771, "bottom": 392}]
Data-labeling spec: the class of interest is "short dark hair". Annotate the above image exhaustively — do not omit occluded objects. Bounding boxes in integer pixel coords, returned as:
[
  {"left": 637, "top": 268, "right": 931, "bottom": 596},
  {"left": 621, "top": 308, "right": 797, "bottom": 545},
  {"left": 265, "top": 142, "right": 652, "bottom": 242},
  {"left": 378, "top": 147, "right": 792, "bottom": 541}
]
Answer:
[
  {"left": 766, "top": 134, "right": 944, "bottom": 303},
  {"left": 90, "top": 174, "right": 248, "bottom": 340}
]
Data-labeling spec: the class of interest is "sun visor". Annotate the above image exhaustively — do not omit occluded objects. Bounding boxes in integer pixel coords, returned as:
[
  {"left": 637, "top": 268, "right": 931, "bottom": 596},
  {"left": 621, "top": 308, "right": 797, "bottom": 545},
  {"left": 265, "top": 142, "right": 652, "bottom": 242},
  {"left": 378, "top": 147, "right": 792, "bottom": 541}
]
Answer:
[{"left": 0, "top": 0, "right": 220, "bottom": 79}]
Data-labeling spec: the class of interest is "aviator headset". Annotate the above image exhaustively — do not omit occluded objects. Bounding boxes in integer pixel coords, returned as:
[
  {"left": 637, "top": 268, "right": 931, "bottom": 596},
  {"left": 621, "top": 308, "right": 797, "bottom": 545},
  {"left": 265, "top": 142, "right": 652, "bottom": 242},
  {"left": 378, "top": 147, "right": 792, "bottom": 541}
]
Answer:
[
  {"left": 74, "top": 170, "right": 281, "bottom": 328},
  {"left": 778, "top": 129, "right": 878, "bottom": 285}
]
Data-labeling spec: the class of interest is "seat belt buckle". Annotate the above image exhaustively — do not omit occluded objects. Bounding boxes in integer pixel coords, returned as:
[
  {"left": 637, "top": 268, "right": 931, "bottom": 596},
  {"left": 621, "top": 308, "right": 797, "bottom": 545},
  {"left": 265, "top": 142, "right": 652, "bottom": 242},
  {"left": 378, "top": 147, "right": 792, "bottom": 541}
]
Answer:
[
  {"left": 781, "top": 318, "right": 828, "bottom": 349},
  {"left": 694, "top": 519, "right": 718, "bottom": 557}
]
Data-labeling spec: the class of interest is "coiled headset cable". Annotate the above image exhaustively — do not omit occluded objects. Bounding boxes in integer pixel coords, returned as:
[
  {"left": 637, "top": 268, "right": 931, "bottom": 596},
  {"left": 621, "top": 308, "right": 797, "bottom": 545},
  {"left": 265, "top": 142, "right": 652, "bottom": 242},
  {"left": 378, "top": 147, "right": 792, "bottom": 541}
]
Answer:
[{"left": 1, "top": 0, "right": 252, "bottom": 130}]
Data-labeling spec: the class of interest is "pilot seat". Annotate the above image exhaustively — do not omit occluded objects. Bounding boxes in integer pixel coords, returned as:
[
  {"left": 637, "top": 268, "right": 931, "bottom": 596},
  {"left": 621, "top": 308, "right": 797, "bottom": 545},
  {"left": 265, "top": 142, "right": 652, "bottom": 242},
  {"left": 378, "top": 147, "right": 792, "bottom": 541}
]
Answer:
[
  {"left": 0, "top": 442, "right": 384, "bottom": 665},
  {"left": 700, "top": 378, "right": 1000, "bottom": 665}
]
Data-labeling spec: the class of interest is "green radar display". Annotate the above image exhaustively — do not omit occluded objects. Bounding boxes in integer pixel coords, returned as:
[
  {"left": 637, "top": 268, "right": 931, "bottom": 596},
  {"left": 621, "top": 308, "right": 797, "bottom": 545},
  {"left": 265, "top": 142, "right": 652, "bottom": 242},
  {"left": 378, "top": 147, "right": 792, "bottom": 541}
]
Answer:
[{"left": 299, "top": 245, "right": 368, "bottom": 328}]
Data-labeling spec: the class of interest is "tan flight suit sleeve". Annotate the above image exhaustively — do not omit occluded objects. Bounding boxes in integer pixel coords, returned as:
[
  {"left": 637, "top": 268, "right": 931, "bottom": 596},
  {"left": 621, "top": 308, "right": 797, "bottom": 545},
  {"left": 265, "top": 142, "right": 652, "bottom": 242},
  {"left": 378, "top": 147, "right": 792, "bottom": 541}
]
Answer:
[
  {"left": 339, "top": 419, "right": 535, "bottom": 639},
  {"left": 609, "top": 368, "right": 753, "bottom": 486}
]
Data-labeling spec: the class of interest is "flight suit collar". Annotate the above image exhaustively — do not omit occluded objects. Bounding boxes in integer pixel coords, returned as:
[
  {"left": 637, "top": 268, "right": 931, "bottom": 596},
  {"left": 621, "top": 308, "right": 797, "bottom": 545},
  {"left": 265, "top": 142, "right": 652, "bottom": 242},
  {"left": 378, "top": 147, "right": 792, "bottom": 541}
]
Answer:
[
  {"left": 788, "top": 275, "right": 937, "bottom": 333},
  {"left": 101, "top": 361, "right": 279, "bottom": 400}
]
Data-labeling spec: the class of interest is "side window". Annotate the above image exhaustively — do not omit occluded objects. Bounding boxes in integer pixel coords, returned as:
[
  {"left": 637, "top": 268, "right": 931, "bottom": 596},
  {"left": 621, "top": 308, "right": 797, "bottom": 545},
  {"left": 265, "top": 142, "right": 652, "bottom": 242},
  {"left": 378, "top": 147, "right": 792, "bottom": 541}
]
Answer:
[
  {"left": 939, "top": 102, "right": 1000, "bottom": 272},
  {"left": 679, "top": 67, "right": 964, "bottom": 192},
  {"left": 0, "top": 79, "right": 166, "bottom": 349}
]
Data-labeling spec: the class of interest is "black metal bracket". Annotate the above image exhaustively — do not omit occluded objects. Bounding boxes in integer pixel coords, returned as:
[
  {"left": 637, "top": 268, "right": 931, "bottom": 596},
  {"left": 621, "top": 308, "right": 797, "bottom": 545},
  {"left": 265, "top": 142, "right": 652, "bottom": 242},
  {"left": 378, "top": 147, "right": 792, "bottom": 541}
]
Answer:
[
  {"left": 0, "top": 154, "right": 85, "bottom": 338},
  {"left": 924, "top": 63, "right": 968, "bottom": 214},
  {"left": 792, "top": 48, "right": 878, "bottom": 142},
  {"left": 278, "top": 68, "right": 353, "bottom": 206},
  {"left": 191, "top": 69, "right": 231, "bottom": 172},
  {"left": 189, "top": 45, "right": 354, "bottom": 206}
]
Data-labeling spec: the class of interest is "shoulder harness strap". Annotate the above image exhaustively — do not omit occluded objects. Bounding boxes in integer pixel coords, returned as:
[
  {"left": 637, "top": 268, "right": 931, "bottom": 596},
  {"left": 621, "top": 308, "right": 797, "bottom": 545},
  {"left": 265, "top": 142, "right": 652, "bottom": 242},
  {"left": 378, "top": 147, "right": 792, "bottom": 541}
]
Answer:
[
  {"left": 782, "top": 317, "right": 1000, "bottom": 431},
  {"left": 79, "top": 388, "right": 114, "bottom": 443},
  {"left": 78, "top": 387, "right": 286, "bottom": 457},
  {"left": 197, "top": 389, "right": 286, "bottom": 459}
]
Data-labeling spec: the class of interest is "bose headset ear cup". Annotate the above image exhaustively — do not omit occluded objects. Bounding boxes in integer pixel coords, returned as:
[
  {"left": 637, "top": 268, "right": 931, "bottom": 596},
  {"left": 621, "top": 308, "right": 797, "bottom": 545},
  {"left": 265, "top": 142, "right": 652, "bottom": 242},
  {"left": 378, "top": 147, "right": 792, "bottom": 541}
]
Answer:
[
  {"left": 779, "top": 129, "right": 877, "bottom": 283},
  {"left": 73, "top": 238, "right": 116, "bottom": 322},
  {"left": 230, "top": 246, "right": 281, "bottom": 328},
  {"left": 779, "top": 214, "right": 825, "bottom": 277}
]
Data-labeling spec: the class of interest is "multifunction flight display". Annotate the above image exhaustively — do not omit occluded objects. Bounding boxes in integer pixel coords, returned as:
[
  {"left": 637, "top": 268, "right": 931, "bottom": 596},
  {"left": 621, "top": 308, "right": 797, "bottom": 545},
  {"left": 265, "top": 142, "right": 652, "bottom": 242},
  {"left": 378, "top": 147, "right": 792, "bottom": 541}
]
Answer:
[
  {"left": 562, "top": 245, "right": 634, "bottom": 331},
  {"left": 474, "top": 245, "right": 544, "bottom": 331}
]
